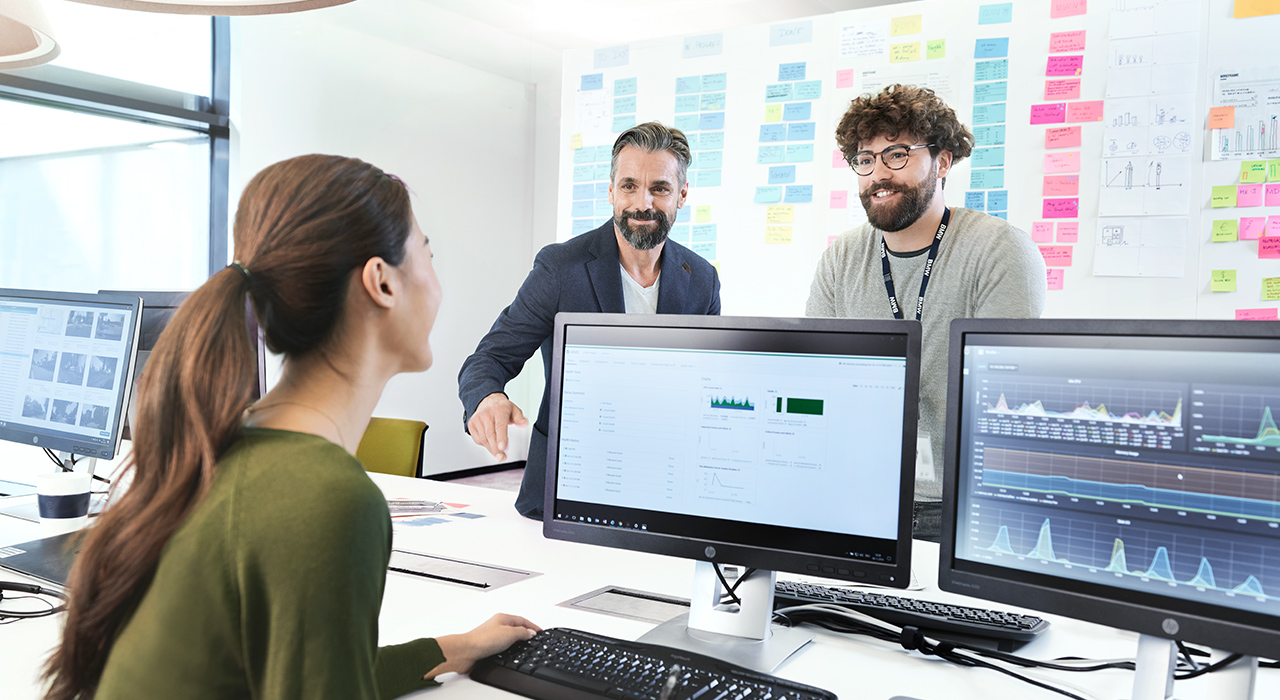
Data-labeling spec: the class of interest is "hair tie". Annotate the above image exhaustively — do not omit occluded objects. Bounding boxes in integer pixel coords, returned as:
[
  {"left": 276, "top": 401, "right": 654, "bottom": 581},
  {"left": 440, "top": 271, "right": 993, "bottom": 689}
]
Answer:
[{"left": 229, "top": 261, "right": 251, "bottom": 281}]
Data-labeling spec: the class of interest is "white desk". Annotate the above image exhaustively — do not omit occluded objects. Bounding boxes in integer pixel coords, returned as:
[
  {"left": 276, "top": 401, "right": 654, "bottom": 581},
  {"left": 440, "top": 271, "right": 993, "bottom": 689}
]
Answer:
[{"left": 2, "top": 476, "right": 1276, "bottom": 700}]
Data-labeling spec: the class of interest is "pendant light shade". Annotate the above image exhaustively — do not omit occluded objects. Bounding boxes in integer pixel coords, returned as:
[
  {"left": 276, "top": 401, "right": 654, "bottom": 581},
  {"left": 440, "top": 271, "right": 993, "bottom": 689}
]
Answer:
[
  {"left": 62, "top": 0, "right": 356, "bottom": 15},
  {"left": 0, "top": 0, "right": 59, "bottom": 69}
]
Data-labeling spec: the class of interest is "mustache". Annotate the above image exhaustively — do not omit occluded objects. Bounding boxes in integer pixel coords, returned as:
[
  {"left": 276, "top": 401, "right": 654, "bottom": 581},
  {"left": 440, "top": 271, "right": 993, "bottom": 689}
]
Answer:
[
  {"left": 623, "top": 209, "right": 663, "bottom": 221},
  {"left": 866, "top": 183, "right": 901, "bottom": 196}
]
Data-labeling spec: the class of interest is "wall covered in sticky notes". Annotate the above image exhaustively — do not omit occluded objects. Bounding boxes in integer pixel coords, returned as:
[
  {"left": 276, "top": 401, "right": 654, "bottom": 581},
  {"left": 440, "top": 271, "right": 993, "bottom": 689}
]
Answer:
[{"left": 559, "top": 0, "right": 1280, "bottom": 320}]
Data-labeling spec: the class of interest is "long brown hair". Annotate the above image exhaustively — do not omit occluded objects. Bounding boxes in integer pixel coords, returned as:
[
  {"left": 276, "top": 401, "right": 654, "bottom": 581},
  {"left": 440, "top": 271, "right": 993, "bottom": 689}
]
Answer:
[{"left": 44, "top": 155, "right": 413, "bottom": 699}]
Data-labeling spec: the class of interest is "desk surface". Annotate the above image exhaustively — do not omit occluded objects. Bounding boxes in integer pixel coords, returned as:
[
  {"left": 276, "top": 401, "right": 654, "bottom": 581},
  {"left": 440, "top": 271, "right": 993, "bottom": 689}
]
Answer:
[{"left": 1, "top": 475, "right": 1275, "bottom": 700}]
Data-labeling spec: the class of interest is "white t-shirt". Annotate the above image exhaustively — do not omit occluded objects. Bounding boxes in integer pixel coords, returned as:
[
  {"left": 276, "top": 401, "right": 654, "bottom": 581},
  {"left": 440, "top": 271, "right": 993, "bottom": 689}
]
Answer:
[{"left": 620, "top": 264, "right": 660, "bottom": 314}]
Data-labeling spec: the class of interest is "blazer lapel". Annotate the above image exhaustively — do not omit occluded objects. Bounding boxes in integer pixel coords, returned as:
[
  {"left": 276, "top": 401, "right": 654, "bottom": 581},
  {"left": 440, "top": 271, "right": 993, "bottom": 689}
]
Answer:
[
  {"left": 585, "top": 223, "right": 625, "bottom": 313},
  {"left": 656, "top": 242, "right": 691, "bottom": 314}
]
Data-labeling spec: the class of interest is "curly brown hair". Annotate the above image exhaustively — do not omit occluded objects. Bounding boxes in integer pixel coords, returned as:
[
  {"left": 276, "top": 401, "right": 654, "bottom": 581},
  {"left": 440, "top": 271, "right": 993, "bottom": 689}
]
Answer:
[{"left": 835, "top": 84, "right": 974, "bottom": 166}]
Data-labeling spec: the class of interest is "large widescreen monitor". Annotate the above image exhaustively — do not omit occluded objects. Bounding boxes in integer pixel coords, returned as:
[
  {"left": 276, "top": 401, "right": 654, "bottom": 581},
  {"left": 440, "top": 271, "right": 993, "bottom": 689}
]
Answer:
[
  {"left": 544, "top": 314, "right": 920, "bottom": 670},
  {"left": 0, "top": 288, "right": 142, "bottom": 461},
  {"left": 939, "top": 319, "right": 1280, "bottom": 698}
]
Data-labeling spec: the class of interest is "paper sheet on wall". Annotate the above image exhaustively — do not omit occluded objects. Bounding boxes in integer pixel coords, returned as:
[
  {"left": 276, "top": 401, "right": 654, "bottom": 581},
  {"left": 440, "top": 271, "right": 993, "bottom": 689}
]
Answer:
[
  {"left": 574, "top": 91, "right": 610, "bottom": 143},
  {"left": 1103, "top": 95, "right": 1195, "bottom": 157},
  {"left": 838, "top": 19, "right": 890, "bottom": 58},
  {"left": 1211, "top": 68, "right": 1280, "bottom": 161},
  {"left": 1108, "top": 0, "right": 1201, "bottom": 39},
  {"left": 1094, "top": 217, "right": 1186, "bottom": 277},
  {"left": 1097, "top": 155, "right": 1192, "bottom": 215},
  {"left": 857, "top": 64, "right": 957, "bottom": 104},
  {"left": 1104, "top": 32, "right": 1199, "bottom": 98}
]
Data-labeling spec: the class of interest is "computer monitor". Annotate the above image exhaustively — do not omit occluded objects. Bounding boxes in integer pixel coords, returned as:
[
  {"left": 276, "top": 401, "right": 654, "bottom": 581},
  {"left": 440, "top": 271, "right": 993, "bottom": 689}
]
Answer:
[
  {"left": 939, "top": 319, "right": 1280, "bottom": 699},
  {"left": 544, "top": 313, "right": 921, "bottom": 671},
  {"left": 0, "top": 288, "right": 142, "bottom": 465}
]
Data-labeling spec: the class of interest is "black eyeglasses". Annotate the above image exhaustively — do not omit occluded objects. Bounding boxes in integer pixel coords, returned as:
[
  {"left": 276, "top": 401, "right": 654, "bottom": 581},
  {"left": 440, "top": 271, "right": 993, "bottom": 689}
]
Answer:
[{"left": 847, "top": 144, "right": 935, "bottom": 176}]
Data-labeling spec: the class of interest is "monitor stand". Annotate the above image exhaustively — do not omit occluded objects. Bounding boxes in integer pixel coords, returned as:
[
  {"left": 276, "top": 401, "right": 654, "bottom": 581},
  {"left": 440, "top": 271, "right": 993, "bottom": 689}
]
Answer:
[
  {"left": 637, "top": 561, "right": 813, "bottom": 673},
  {"left": 1131, "top": 635, "right": 1258, "bottom": 700}
]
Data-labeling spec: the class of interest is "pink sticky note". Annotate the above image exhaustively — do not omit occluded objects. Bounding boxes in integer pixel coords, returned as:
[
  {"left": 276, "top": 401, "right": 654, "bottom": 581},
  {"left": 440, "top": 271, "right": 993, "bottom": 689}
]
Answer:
[
  {"left": 1031, "top": 222, "right": 1054, "bottom": 242},
  {"left": 836, "top": 69, "right": 855, "bottom": 89},
  {"left": 1045, "top": 126, "right": 1082, "bottom": 149},
  {"left": 1238, "top": 184, "right": 1264, "bottom": 207},
  {"left": 1030, "top": 103, "right": 1067, "bottom": 124},
  {"left": 1047, "top": 269, "right": 1065, "bottom": 290},
  {"left": 1043, "top": 175, "right": 1080, "bottom": 196},
  {"left": 1039, "top": 245, "right": 1074, "bottom": 267},
  {"left": 1241, "top": 217, "right": 1266, "bottom": 239},
  {"left": 1047, "top": 55, "right": 1084, "bottom": 76},
  {"left": 1043, "top": 198, "right": 1079, "bottom": 218},
  {"left": 1050, "top": 0, "right": 1087, "bottom": 19},
  {"left": 1058, "top": 223, "right": 1080, "bottom": 243},
  {"left": 1067, "top": 100, "right": 1105, "bottom": 122},
  {"left": 833, "top": 149, "right": 846, "bottom": 168},
  {"left": 830, "top": 190, "right": 849, "bottom": 208},
  {"left": 1044, "top": 152, "right": 1081, "bottom": 174},
  {"left": 1261, "top": 237, "right": 1280, "bottom": 259},
  {"left": 827, "top": 235, "right": 838, "bottom": 248},
  {"left": 1267, "top": 183, "right": 1280, "bottom": 207},
  {"left": 1045, "top": 79, "right": 1081, "bottom": 100},
  {"left": 1049, "top": 30, "right": 1086, "bottom": 53},
  {"left": 1237, "top": 308, "right": 1279, "bottom": 321},
  {"left": 1269, "top": 216, "right": 1280, "bottom": 237}
]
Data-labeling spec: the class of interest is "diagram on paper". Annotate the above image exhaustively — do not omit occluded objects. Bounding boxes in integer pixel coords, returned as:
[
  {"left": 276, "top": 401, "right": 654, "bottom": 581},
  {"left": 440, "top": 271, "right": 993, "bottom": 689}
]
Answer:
[
  {"left": 1094, "top": 217, "right": 1186, "bottom": 278},
  {"left": 1098, "top": 155, "right": 1191, "bottom": 216},
  {"left": 1212, "top": 69, "right": 1280, "bottom": 160},
  {"left": 1103, "top": 95, "right": 1195, "bottom": 156}
]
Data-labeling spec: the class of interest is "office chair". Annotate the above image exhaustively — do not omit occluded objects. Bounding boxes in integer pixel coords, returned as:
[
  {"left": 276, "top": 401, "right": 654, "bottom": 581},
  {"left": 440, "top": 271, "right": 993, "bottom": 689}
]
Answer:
[{"left": 355, "top": 417, "right": 428, "bottom": 478}]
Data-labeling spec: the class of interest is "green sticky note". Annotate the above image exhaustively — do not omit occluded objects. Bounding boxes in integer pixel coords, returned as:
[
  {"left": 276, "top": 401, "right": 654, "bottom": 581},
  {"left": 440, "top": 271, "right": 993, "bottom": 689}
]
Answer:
[
  {"left": 1269, "top": 159, "right": 1280, "bottom": 182},
  {"left": 1264, "top": 277, "right": 1280, "bottom": 301},
  {"left": 1211, "top": 270, "right": 1236, "bottom": 293},
  {"left": 1211, "top": 185, "right": 1237, "bottom": 208},
  {"left": 764, "top": 104, "right": 782, "bottom": 123},
  {"left": 1211, "top": 219, "right": 1239, "bottom": 242},
  {"left": 1241, "top": 161, "right": 1268, "bottom": 184},
  {"left": 927, "top": 39, "right": 946, "bottom": 59}
]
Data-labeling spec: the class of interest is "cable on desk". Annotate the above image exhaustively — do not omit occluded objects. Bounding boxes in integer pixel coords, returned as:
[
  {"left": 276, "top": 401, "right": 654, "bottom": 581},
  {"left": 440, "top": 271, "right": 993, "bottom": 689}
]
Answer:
[{"left": 42, "top": 448, "right": 111, "bottom": 485}]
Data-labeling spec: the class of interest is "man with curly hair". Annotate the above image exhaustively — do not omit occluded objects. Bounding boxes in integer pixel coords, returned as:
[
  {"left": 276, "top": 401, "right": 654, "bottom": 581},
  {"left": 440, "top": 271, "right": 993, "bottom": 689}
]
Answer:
[{"left": 807, "top": 84, "right": 1045, "bottom": 542}]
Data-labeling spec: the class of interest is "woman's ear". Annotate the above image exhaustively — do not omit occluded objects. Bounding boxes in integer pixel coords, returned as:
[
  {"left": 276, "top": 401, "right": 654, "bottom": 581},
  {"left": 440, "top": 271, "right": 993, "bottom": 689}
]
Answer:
[{"left": 360, "top": 257, "right": 396, "bottom": 310}]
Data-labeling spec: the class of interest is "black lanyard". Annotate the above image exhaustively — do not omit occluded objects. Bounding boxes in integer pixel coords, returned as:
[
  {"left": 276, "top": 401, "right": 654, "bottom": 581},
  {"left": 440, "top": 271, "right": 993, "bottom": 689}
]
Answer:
[{"left": 880, "top": 207, "right": 950, "bottom": 321}]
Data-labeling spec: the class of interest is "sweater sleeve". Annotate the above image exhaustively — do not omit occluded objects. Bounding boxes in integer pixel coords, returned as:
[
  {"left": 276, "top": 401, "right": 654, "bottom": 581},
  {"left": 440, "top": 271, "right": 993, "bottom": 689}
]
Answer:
[
  {"left": 969, "top": 223, "right": 1047, "bottom": 320},
  {"left": 806, "top": 243, "right": 841, "bottom": 318},
  {"left": 376, "top": 638, "right": 446, "bottom": 699}
]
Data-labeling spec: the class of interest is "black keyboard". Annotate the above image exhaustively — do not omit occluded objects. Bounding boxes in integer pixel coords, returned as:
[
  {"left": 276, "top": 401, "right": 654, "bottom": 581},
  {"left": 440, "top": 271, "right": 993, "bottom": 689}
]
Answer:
[
  {"left": 471, "top": 627, "right": 836, "bottom": 700},
  {"left": 773, "top": 580, "right": 1049, "bottom": 644}
]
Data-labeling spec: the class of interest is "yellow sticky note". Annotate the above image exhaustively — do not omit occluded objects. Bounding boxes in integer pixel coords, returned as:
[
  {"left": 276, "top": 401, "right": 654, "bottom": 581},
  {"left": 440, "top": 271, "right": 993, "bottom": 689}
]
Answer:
[
  {"left": 890, "top": 42, "right": 921, "bottom": 63},
  {"left": 1211, "top": 220, "right": 1239, "bottom": 242},
  {"left": 765, "top": 225, "right": 793, "bottom": 244},
  {"left": 571, "top": 133, "right": 583, "bottom": 150},
  {"left": 891, "top": 14, "right": 923, "bottom": 36},
  {"left": 764, "top": 104, "right": 782, "bottom": 123},
  {"left": 1269, "top": 159, "right": 1280, "bottom": 182},
  {"left": 766, "top": 205, "right": 794, "bottom": 224},
  {"left": 695, "top": 205, "right": 711, "bottom": 223},
  {"left": 926, "top": 39, "right": 946, "bottom": 59},
  {"left": 1211, "top": 185, "right": 1238, "bottom": 208},
  {"left": 1264, "top": 276, "right": 1280, "bottom": 301},
  {"left": 1235, "top": 0, "right": 1280, "bottom": 18},
  {"left": 1211, "top": 270, "right": 1237, "bottom": 292},
  {"left": 1241, "top": 161, "right": 1268, "bottom": 184}
]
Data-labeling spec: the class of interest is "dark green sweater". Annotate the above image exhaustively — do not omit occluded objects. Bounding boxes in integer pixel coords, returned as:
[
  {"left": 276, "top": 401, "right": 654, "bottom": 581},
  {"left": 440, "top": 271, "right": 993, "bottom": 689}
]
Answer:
[{"left": 95, "top": 428, "right": 444, "bottom": 699}]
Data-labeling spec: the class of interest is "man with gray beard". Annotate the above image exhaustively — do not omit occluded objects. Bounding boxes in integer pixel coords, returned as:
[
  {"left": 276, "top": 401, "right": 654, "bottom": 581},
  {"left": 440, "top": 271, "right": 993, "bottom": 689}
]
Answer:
[
  {"left": 807, "top": 85, "right": 1045, "bottom": 542},
  {"left": 460, "top": 121, "right": 721, "bottom": 519}
]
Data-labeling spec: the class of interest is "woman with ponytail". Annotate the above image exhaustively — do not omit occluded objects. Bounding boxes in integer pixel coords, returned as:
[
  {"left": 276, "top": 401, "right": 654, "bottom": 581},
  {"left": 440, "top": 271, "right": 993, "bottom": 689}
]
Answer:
[{"left": 43, "top": 154, "right": 539, "bottom": 700}]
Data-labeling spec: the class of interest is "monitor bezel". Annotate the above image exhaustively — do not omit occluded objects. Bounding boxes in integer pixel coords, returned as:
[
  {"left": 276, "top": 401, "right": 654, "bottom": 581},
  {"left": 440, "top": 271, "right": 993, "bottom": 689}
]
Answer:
[
  {"left": 544, "top": 312, "right": 921, "bottom": 588},
  {"left": 938, "top": 318, "right": 1280, "bottom": 659}
]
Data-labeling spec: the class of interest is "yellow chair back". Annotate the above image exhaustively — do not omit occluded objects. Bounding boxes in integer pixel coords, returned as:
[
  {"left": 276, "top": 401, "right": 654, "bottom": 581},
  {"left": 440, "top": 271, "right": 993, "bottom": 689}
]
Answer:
[{"left": 356, "top": 417, "right": 427, "bottom": 478}]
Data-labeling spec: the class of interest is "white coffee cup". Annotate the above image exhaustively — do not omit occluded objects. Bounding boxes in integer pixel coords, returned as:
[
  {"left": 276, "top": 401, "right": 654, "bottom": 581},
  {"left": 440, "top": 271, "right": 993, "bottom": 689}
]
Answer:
[{"left": 36, "top": 472, "right": 93, "bottom": 536}]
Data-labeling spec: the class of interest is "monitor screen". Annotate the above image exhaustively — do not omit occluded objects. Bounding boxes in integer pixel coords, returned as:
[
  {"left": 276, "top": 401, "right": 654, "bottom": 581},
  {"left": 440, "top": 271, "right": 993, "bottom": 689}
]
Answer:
[
  {"left": 544, "top": 314, "right": 920, "bottom": 588},
  {"left": 0, "top": 288, "right": 142, "bottom": 459},
  {"left": 940, "top": 319, "right": 1280, "bottom": 660}
]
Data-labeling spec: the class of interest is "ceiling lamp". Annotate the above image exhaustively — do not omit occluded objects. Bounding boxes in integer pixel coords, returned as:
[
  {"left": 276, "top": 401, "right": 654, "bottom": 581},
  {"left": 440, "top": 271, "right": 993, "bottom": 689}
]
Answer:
[
  {"left": 62, "top": 0, "right": 356, "bottom": 15},
  {"left": 0, "top": 0, "right": 59, "bottom": 69}
]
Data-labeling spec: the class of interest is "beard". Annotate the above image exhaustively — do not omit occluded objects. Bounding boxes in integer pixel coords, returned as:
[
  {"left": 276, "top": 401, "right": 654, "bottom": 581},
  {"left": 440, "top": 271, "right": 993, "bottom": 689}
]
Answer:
[
  {"left": 614, "top": 207, "right": 672, "bottom": 251},
  {"left": 859, "top": 160, "right": 938, "bottom": 232}
]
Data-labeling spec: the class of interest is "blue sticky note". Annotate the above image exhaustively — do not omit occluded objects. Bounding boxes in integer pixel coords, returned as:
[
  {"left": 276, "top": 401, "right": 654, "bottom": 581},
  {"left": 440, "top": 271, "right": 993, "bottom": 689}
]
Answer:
[
  {"left": 972, "top": 103, "right": 1007, "bottom": 125},
  {"left": 595, "top": 145, "right": 613, "bottom": 162},
  {"left": 614, "top": 96, "right": 637, "bottom": 114},
  {"left": 987, "top": 190, "right": 1009, "bottom": 211},
  {"left": 692, "top": 241, "right": 716, "bottom": 259},
  {"left": 700, "top": 92, "right": 726, "bottom": 111},
  {"left": 779, "top": 62, "right": 806, "bottom": 81},
  {"left": 573, "top": 165, "right": 593, "bottom": 182},
  {"left": 572, "top": 200, "right": 593, "bottom": 217},
  {"left": 594, "top": 182, "right": 610, "bottom": 198},
  {"left": 765, "top": 83, "right": 793, "bottom": 102},
  {"left": 785, "top": 144, "right": 815, "bottom": 162},
  {"left": 758, "top": 145, "right": 785, "bottom": 164},
  {"left": 973, "top": 81, "right": 1007, "bottom": 105},
  {"left": 760, "top": 124, "right": 787, "bottom": 143},
  {"left": 971, "top": 146, "right": 1005, "bottom": 168},
  {"left": 669, "top": 224, "right": 691, "bottom": 243},
  {"left": 675, "top": 95, "right": 699, "bottom": 113},
  {"left": 974, "top": 59, "right": 1008, "bottom": 82},
  {"left": 572, "top": 219, "right": 594, "bottom": 235},
  {"left": 770, "top": 20, "right": 813, "bottom": 46},
  {"left": 675, "top": 76, "right": 700, "bottom": 94},
  {"left": 793, "top": 81, "right": 822, "bottom": 101},
  {"left": 694, "top": 151, "right": 723, "bottom": 169},
  {"left": 697, "top": 169, "right": 722, "bottom": 187},
  {"left": 965, "top": 191, "right": 986, "bottom": 210},
  {"left": 685, "top": 133, "right": 699, "bottom": 150},
  {"left": 573, "top": 148, "right": 593, "bottom": 164},
  {"left": 973, "top": 124, "right": 1006, "bottom": 146},
  {"left": 978, "top": 3, "right": 1013, "bottom": 24},
  {"left": 594, "top": 200, "right": 613, "bottom": 217},
  {"left": 970, "top": 168, "right": 1005, "bottom": 189},
  {"left": 784, "top": 185, "right": 813, "bottom": 203},
  {"left": 675, "top": 114, "right": 699, "bottom": 132},
  {"left": 692, "top": 223, "right": 717, "bottom": 242},
  {"left": 594, "top": 46, "right": 629, "bottom": 69},
  {"left": 783, "top": 102, "right": 812, "bottom": 121},
  {"left": 701, "top": 73, "right": 728, "bottom": 92},
  {"left": 787, "top": 122, "right": 816, "bottom": 141},
  {"left": 754, "top": 186, "right": 783, "bottom": 203},
  {"left": 683, "top": 33, "right": 723, "bottom": 59},
  {"left": 614, "top": 77, "right": 637, "bottom": 96},
  {"left": 698, "top": 132, "right": 725, "bottom": 150},
  {"left": 676, "top": 208, "right": 691, "bottom": 222},
  {"left": 581, "top": 73, "right": 604, "bottom": 90},
  {"left": 768, "top": 165, "right": 797, "bottom": 184},
  {"left": 592, "top": 163, "right": 611, "bottom": 180},
  {"left": 573, "top": 184, "right": 594, "bottom": 200},
  {"left": 974, "top": 38, "right": 1010, "bottom": 59},
  {"left": 990, "top": 211, "right": 1008, "bottom": 220},
  {"left": 699, "top": 112, "right": 725, "bottom": 131},
  {"left": 612, "top": 114, "right": 636, "bottom": 132}
]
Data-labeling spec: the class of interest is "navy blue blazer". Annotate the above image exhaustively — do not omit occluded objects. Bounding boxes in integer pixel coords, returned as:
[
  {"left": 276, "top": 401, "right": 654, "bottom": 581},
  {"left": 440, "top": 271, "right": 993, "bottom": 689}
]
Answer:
[{"left": 458, "top": 221, "right": 721, "bottom": 517}]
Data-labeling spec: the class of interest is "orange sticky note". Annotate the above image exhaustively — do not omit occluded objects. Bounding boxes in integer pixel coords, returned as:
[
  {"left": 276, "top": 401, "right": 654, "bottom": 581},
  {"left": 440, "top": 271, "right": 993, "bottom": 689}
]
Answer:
[
  {"left": 1208, "top": 106, "right": 1235, "bottom": 129},
  {"left": 1235, "top": 0, "right": 1280, "bottom": 18}
]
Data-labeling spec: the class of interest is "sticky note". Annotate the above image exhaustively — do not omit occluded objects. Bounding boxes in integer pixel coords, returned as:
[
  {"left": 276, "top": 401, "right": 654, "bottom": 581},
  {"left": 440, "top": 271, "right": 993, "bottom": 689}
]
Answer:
[
  {"left": 831, "top": 191, "right": 849, "bottom": 208},
  {"left": 692, "top": 224, "right": 716, "bottom": 242},
  {"left": 573, "top": 184, "right": 594, "bottom": 200},
  {"left": 1047, "top": 269, "right": 1065, "bottom": 290},
  {"left": 581, "top": 73, "right": 604, "bottom": 90},
  {"left": 927, "top": 39, "right": 946, "bottom": 59},
  {"left": 1045, "top": 79, "right": 1081, "bottom": 101},
  {"left": 974, "top": 81, "right": 1008, "bottom": 104},
  {"left": 1267, "top": 183, "right": 1280, "bottom": 206},
  {"left": 975, "top": 124, "right": 1006, "bottom": 146},
  {"left": 1271, "top": 216, "right": 1280, "bottom": 237},
  {"left": 988, "top": 190, "right": 1008, "bottom": 210},
  {"left": 1211, "top": 220, "right": 1239, "bottom": 241},
  {"left": 695, "top": 205, "right": 712, "bottom": 223},
  {"left": 779, "top": 62, "right": 806, "bottom": 81},
  {"left": 574, "top": 148, "right": 594, "bottom": 164},
  {"left": 760, "top": 124, "right": 786, "bottom": 143},
  {"left": 833, "top": 150, "right": 847, "bottom": 168},
  {"left": 702, "top": 73, "right": 728, "bottom": 92},
  {"left": 766, "top": 205, "right": 794, "bottom": 224},
  {"left": 972, "top": 147, "right": 1005, "bottom": 168},
  {"left": 572, "top": 165, "right": 593, "bottom": 182},
  {"left": 1269, "top": 160, "right": 1280, "bottom": 182},
  {"left": 614, "top": 77, "right": 637, "bottom": 96},
  {"left": 785, "top": 185, "right": 814, "bottom": 203},
  {"left": 1049, "top": 30, "right": 1086, "bottom": 53},
  {"left": 975, "top": 59, "right": 1009, "bottom": 82},
  {"left": 766, "top": 84, "right": 794, "bottom": 102},
  {"left": 683, "top": 34, "right": 723, "bottom": 60},
  {"left": 1237, "top": 308, "right": 1279, "bottom": 321},
  {"left": 754, "top": 186, "right": 783, "bottom": 203},
  {"left": 571, "top": 219, "right": 594, "bottom": 235},
  {"left": 836, "top": 69, "right": 855, "bottom": 88},
  {"left": 785, "top": 144, "right": 815, "bottom": 162},
  {"left": 765, "top": 105, "right": 783, "bottom": 123},
  {"left": 1056, "top": 222, "right": 1079, "bottom": 242},
  {"left": 594, "top": 200, "right": 612, "bottom": 217},
  {"left": 1039, "top": 245, "right": 1074, "bottom": 266},
  {"left": 1042, "top": 198, "right": 1079, "bottom": 218},
  {"left": 1211, "top": 185, "right": 1238, "bottom": 208},
  {"left": 1050, "top": 0, "right": 1087, "bottom": 19},
  {"left": 978, "top": 3, "right": 1013, "bottom": 24},
  {"left": 1208, "top": 106, "right": 1235, "bottom": 129},
  {"left": 696, "top": 170, "right": 721, "bottom": 187},
  {"left": 614, "top": 96, "right": 637, "bottom": 114},
  {"left": 1044, "top": 152, "right": 1081, "bottom": 174},
  {"left": 974, "top": 38, "right": 1010, "bottom": 59},
  {"left": 891, "top": 15, "right": 922, "bottom": 35},
  {"left": 699, "top": 113, "right": 725, "bottom": 131},
  {"left": 1030, "top": 103, "right": 1067, "bottom": 124},
  {"left": 1046, "top": 55, "right": 1084, "bottom": 76},
  {"left": 971, "top": 168, "right": 1005, "bottom": 189},
  {"left": 1045, "top": 126, "right": 1082, "bottom": 149},
  {"left": 766, "top": 226, "right": 793, "bottom": 244},
  {"left": 770, "top": 21, "right": 813, "bottom": 46},
  {"left": 787, "top": 122, "right": 817, "bottom": 141},
  {"left": 594, "top": 182, "right": 609, "bottom": 198},
  {"left": 891, "top": 42, "right": 921, "bottom": 62},
  {"left": 692, "top": 241, "right": 716, "bottom": 259},
  {"left": 1238, "top": 184, "right": 1264, "bottom": 207},
  {"left": 1067, "top": 101, "right": 1105, "bottom": 122},
  {"left": 592, "top": 163, "right": 610, "bottom": 180},
  {"left": 675, "top": 114, "right": 698, "bottom": 131},
  {"left": 783, "top": 102, "right": 812, "bottom": 121},
  {"left": 794, "top": 81, "right": 822, "bottom": 100},
  {"left": 973, "top": 103, "right": 1007, "bottom": 125},
  {"left": 966, "top": 191, "right": 986, "bottom": 210},
  {"left": 1212, "top": 270, "right": 1237, "bottom": 292},
  {"left": 991, "top": 212, "right": 1009, "bottom": 220},
  {"left": 700, "top": 92, "right": 726, "bottom": 111},
  {"left": 1241, "top": 217, "right": 1266, "bottom": 239},
  {"left": 1031, "top": 223, "right": 1053, "bottom": 242},
  {"left": 571, "top": 133, "right": 583, "bottom": 150},
  {"left": 768, "top": 165, "right": 797, "bottom": 184},
  {"left": 1044, "top": 175, "right": 1080, "bottom": 196},
  {"left": 675, "top": 95, "right": 699, "bottom": 113},
  {"left": 1263, "top": 277, "right": 1280, "bottom": 301},
  {"left": 758, "top": 145, "right": 785, "bottom": 164},
  {"left": 571, "top": 201, "right": 592, "bottom": 217},
  {"left": 1261, "top": 237, "right": 1280, "bottom": 259},
  {"left": 1241, "top": 161, "right": 1268, "bottom": 183},
  {"left": 612, "top": 115, "right": 636, "bottom": 132}
]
